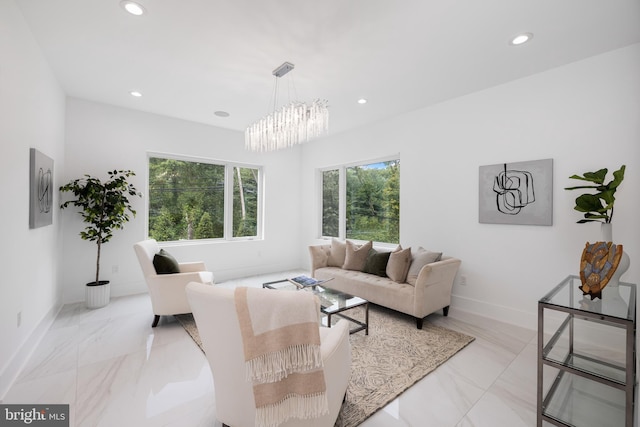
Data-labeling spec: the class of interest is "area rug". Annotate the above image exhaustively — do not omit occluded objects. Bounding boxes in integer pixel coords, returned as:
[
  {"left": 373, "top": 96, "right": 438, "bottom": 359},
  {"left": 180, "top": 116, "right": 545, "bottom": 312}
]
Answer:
[{"left": 176, "top": 305, "right": 474, "bottom": 427}]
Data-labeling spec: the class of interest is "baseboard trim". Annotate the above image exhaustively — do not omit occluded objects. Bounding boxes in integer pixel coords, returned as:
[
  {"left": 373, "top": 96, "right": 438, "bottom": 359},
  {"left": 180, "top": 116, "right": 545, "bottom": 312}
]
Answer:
[
  {"left": 451, "top": 293, "right": 538, "bottom": 331},
  {"left": 0, "top": 303, "right": 62, "bottom": 401},
  {"left": 452, "top": 294, "right": 631, "bottom": 356}
]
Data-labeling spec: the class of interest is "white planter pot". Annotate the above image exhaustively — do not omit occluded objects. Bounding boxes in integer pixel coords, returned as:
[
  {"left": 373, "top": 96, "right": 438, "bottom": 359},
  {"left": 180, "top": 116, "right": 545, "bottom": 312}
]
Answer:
[
  {"left": 86, "top": 281, "right": 110, "bottom": 309},
  {"left": 600, "top": 223, "right": 613, "bottom": 242}
]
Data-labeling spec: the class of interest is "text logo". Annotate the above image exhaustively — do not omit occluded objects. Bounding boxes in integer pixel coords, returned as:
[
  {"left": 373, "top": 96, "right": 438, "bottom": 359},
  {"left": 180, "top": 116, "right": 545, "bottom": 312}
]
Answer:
[{"left": 0, "top": 405, "right": 69, "bottom": 426}]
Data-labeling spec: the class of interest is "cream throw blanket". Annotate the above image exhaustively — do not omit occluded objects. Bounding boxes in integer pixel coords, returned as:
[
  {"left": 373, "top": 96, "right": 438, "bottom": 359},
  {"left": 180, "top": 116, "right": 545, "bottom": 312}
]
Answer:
[{"left": 234, "top": 287, "right": 328, "bottom": 427}]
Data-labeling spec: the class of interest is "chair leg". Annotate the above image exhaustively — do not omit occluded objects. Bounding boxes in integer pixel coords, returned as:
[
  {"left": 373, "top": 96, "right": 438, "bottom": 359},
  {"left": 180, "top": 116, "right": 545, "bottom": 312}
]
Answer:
[
  {"left": 443, "top": 306, "right": 450, "bottom": 316},
  {"left": 152, "top": 315, "right": 160, "bottom": 328},
  {"left": 416, "top": 317, "right": 423, "bottom": 329}
]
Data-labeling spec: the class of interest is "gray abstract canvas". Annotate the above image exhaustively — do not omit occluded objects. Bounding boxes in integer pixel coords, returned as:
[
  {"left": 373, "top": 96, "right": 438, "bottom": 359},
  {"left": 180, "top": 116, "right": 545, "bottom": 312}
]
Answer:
[
  {"left": 29, "top": 148, "right": 54, "bottom": 228},
  {"left": 479, "top": 158, "right": 553, "bottom": 225}
]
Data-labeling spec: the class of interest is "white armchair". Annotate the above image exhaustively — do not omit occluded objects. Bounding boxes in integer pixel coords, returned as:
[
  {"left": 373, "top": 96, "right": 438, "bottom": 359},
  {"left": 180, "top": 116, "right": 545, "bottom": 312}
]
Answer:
[
  {"left": 185, "top": 282, "right": 351, "bottom": 427},
  {"left": 133, "top": 239, "right": 214, "bottom": 327}
]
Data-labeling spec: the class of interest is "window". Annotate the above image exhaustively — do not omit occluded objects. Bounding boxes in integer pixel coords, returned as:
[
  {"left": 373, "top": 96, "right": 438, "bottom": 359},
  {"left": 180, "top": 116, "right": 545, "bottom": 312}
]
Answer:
[
  {"left": 321, "top": 158, "right": 399, "bottom": 244},
  {"left": 148, "top": 154, "right": 261, "bottom": 242},
  {"left": 321, "top": 169, "right": 339, "bottom": 237}
]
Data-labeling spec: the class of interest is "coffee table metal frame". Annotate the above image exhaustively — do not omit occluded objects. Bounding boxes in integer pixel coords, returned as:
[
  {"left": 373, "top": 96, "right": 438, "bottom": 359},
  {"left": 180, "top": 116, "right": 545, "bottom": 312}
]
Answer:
[{"left": 263, "top": 279, "right": 369, "bottom": 335}]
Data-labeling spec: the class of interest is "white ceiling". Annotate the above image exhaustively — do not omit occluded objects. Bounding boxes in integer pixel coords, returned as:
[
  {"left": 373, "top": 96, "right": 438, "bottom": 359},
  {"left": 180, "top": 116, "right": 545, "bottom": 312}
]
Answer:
[{"left": 15, "top": 0, "right": 640, "bottom": 138}]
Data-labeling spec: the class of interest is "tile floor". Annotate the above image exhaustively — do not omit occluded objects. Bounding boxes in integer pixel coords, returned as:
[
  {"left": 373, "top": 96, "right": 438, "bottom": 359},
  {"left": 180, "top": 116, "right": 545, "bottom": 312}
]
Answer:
[{"left": 2, "top": 271, "right": 635, "bottom": 426}]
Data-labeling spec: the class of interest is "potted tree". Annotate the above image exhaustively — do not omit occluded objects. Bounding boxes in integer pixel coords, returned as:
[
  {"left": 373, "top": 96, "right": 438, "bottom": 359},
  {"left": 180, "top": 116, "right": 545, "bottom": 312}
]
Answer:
[{"left": 60, "top": 170, "right": 141, "bottom": 308}]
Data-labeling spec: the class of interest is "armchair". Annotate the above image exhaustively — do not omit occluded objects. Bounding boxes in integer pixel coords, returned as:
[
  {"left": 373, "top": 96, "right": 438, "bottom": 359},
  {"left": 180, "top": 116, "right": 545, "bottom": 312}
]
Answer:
[
  {"left": 133, "top": 239, "right": 214, "bottom": 327},
  {"left": 185, "top": 282, "right": 351, "bottom": 427}
]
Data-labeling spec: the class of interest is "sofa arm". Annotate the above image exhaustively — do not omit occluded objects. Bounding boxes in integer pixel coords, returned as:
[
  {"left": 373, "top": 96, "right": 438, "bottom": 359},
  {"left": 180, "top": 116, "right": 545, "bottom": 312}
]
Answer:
[
  {"left": 309, "top": 244, "right": 331, "bottom": 276},
  {"left": 147, "top": 272, "right": 214, "bottom": 314},
  {"left": 412, "top": 257, "right": 461, "bottom": 318},
  {"left": 319, "top": 320, "right": 351, "bottom": 422}
]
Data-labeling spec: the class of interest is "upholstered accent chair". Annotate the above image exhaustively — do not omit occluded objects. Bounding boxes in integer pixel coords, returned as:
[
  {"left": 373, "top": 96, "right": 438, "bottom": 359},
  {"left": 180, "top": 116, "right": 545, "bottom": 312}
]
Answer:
[
  {"left": 185, "top": 282, "right": 351, "bottom": 427},
  {"left": 133, "top": 239, "right": 214, "bottom": 327}
]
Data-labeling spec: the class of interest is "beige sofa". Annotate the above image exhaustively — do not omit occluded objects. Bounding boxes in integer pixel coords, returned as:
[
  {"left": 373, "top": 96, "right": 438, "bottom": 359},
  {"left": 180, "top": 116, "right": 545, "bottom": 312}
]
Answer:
[{"left": 309, "top": 242, "right": 461, "bottom": 329}]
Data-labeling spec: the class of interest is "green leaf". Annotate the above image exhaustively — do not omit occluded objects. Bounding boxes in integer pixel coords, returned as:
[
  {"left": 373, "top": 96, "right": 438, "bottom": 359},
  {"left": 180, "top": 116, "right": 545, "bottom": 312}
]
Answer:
[
  {"left": 568, "top": 168, "right": 608, "bottom": 184},
  {"left": 564, "top": 184, "right": 601, "bottom": 191},
  {"left": 574, "top": 194, "right": 605, "bottom": 213},
  {"left": 609, "top": 165, "right": 625, "bottom": 190}
]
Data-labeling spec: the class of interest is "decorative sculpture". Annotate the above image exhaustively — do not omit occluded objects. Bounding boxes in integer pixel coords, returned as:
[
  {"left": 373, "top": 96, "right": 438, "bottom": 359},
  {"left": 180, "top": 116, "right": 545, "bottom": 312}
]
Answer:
[{"left": 579, "top": 241, "right": 623, "bottom": 300}]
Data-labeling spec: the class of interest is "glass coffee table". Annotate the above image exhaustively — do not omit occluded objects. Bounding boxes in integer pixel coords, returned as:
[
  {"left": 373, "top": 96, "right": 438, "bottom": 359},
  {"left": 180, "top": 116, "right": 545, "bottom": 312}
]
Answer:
[{"left": 263, "top": 279, "right": 369, "bottom": 335}]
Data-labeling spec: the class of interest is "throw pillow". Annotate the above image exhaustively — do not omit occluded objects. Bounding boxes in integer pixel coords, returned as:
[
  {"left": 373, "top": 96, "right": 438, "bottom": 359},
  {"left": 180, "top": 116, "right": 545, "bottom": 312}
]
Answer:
[
  {"left": 362, "top": 249, "right": 391, "bottom": 277},
  {"left": 386, "top": 246, "right": 412, "bottom": 283},
  {"left": 327, "top": 238, "right": 347, "bottom": 267},
  {"left": 153, "top": 249, "right": 180, "bottom": 274},
  {"left": 309, "top": 245, "right": 329, "bottom": 269},
  {"left": 343, "top": 240, "right": 373, "bottom": 271},
  {"left": 406, "top": 247, "right": 443, "bottom": 286}
]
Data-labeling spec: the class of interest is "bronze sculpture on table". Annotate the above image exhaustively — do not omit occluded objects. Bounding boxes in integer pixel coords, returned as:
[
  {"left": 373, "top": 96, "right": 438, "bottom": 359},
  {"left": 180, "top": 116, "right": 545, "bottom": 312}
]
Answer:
[{"left": 579, "top": 241, "right": 623, "bottom": 300}]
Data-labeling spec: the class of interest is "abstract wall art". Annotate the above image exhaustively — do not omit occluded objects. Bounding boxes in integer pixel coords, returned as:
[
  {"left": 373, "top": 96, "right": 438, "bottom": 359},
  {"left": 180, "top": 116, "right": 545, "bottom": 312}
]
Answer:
[
  {"left": 479, "top": 158, "right": 553, "bottom": 226},
  {"left": 29, "top": 148, "right": 54, "bottom": 229}
]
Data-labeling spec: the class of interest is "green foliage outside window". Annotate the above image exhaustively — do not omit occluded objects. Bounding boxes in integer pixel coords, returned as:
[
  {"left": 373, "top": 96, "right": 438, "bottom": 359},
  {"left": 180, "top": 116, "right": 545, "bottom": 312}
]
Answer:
[
  {"left": 322, "top": 169, "right": 339, "bottom": 237},
  {"left": 233, "top": 167, "right": 259, "bottom": 237},
  {"left": 148, "top": 157, "right": 259, "bottom": 242},
  {"left": 322, "top": 160, "right": 399, "bottom": 244}
]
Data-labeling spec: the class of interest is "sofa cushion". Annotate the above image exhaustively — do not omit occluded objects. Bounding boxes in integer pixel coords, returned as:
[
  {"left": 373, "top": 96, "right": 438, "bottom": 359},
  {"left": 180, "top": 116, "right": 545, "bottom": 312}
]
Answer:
[
  {"left": 327, "top": 238, "right": 347, "bottom": 267},
  {"left": 386, "top": 246, "right": 412, "bottom": 283},
  {"left": 309, "top": 245, "right": 329, "bottom": 270},
  {"left": 343, "top": 240, "right": 373, "bottom": 271},
  {"left": 362, "top": 249, "right": 391, "bottom": 277},
  {"left": 153, "top": 249, "right": 180, "bottom": 274},
  {"left": 314, "top": 267, "right": 416, "bottom": 316},
  {"left": 406, "top": 247, "right": 443, "bottom": 286}
]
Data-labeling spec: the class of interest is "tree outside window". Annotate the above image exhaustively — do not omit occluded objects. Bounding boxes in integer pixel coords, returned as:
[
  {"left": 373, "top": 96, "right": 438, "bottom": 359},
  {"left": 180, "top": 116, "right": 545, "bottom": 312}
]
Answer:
[
  {"left": 321, "top": 159, "right": 399, "bottom": 244},
  {"left": 148, "top": 156, "right": 261, "bottom": 242}
]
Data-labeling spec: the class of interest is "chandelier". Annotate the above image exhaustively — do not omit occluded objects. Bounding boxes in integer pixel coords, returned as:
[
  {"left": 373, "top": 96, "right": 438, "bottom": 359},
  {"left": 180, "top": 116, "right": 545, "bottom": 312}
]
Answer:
[{"left": 245, "top": 62, "right": 329, "bottom": 152}]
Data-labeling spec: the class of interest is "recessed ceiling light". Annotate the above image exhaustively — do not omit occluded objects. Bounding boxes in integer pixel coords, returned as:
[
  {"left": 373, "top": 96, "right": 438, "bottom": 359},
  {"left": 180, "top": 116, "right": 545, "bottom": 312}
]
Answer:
[
  {"left": 510, "top": 33, "right": 533, "bottom": 46},
  {"left": 130, "top": 91, "right": 142, "bottom": 97},
  {"left": 120, "top": 1, "right": 146, "bottom": 16},
  {"left": 214, "top": 111, "right": 230, "bottom": 117},
  {"left": 357, "top": 98, "right": 368, "bottom": 104}
]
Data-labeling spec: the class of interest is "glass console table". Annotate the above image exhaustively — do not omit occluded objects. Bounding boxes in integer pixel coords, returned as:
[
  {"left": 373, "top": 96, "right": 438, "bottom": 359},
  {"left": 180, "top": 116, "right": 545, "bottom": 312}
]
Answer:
[{"left": 537, "top": 275, "right": 636, "bottom": 426}]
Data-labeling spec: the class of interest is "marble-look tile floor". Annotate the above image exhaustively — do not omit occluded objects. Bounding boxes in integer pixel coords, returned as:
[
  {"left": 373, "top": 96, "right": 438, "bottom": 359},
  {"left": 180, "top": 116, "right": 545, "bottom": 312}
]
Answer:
[{"left": 2, "top": 271, "right": 633, "bottom": 426}]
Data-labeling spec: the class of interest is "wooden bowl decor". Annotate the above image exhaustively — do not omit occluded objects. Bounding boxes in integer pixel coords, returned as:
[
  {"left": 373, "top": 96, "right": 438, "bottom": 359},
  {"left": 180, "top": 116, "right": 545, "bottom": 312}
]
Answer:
[{"left": 579, "top": 241, "right": 624, "bottom": 300}]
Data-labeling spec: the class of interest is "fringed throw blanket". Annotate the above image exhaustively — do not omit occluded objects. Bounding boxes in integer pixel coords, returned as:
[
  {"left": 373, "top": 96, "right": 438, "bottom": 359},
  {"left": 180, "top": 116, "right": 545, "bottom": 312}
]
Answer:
[{"left": 234, "top": 287, "right": 328, "bottom": 427}]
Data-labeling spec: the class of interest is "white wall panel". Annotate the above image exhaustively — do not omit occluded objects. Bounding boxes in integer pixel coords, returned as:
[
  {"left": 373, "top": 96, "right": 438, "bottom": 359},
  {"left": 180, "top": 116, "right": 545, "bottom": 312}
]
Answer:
[{"left": 0, "top": 0, "right": 66, "bottom": 397}]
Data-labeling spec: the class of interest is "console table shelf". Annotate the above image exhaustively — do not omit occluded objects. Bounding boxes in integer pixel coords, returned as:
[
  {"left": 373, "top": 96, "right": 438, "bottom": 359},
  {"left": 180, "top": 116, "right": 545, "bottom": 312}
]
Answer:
[{"left": 537, "top": 275, "right": 636, "bottom": 427}]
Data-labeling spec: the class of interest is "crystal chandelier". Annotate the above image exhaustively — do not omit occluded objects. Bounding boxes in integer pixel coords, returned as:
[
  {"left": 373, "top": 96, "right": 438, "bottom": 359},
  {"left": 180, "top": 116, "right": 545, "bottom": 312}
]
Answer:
[{"left": 245, "top": 62, "right": 329, "bottom": 152}]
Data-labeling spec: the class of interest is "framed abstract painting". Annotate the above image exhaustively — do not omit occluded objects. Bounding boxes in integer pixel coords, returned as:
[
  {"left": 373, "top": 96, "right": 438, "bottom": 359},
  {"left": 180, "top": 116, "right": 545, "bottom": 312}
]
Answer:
[
  {"left": 479, "top": 158, "right": 553, "bottom": 226},
  {"left": 29, "top": 148, "right": 54, "bottom": 229}
]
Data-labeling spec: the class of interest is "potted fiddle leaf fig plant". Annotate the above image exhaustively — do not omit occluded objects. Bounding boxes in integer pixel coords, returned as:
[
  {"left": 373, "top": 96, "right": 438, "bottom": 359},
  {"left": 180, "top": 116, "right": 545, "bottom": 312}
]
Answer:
[
  {"left": 564, "top": 165, "right": 625, "bottom": 225},
  {"left": 60, "top": 170, "right": 141, "bottom": 308},
  {"left": 565, "top": 165, "right": 628, "bottom": 294}
]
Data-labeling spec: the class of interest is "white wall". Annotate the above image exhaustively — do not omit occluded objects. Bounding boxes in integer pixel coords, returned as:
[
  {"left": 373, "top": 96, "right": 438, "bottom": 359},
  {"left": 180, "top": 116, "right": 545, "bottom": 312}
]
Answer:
[
  {"left": 0, "top": 0, "right": 66, "bottom": 398},
  {"left": 62, "top": 99, "right": 304, "bottom": 303},
  {"left": 300, "top": 44, "right": 640, "bottom": 331}
]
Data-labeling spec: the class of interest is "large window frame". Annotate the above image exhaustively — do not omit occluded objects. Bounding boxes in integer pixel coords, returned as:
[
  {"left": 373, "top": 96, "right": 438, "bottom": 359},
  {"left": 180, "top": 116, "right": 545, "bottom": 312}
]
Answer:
[
  {"left": 147, "top": 152, "right": 263, "bottom": 243},
  {"left": 319, "top": 155, "right": 400, "bottom": 244}
]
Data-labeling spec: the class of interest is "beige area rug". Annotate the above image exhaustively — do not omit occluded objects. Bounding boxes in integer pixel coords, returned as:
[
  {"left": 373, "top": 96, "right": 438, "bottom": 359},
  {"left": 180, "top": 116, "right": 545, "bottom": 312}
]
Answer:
[{"left": 176, "top": 305, "right": 474, "bottom": 427}]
